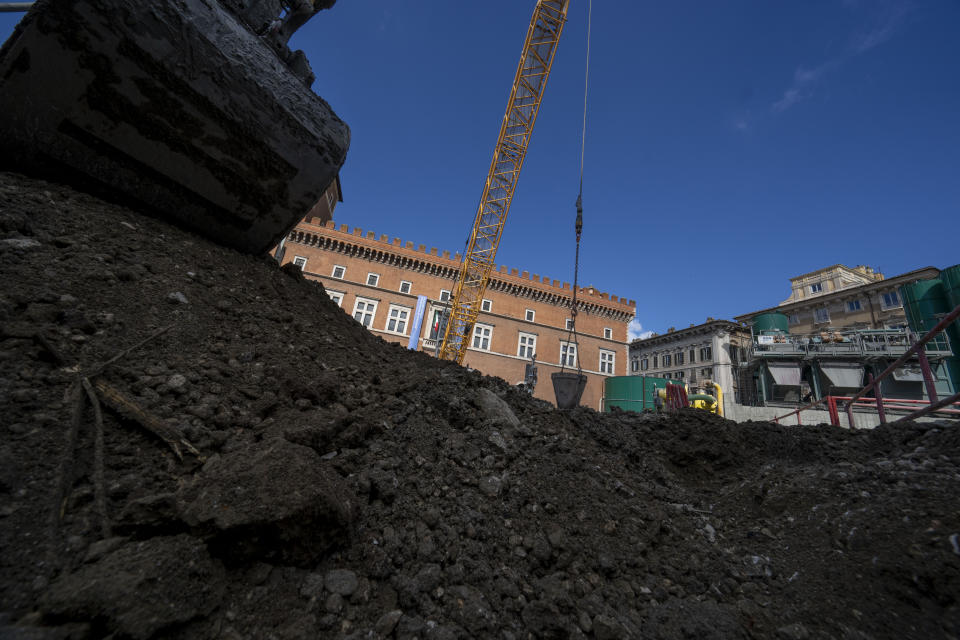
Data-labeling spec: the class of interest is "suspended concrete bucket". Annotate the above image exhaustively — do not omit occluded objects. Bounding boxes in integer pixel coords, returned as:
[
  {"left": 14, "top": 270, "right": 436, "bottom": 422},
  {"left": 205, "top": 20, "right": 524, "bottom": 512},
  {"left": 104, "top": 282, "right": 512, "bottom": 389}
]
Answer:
[{"left": 552, "top": 372, "right": 587, "bottom": 410}]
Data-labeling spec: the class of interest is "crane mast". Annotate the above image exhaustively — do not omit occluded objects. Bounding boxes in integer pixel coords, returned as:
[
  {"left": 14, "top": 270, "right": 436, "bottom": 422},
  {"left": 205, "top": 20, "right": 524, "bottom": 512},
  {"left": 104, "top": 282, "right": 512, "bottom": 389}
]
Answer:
[{"left": 438, "top": 0, "right": 570, "bottom": 364}]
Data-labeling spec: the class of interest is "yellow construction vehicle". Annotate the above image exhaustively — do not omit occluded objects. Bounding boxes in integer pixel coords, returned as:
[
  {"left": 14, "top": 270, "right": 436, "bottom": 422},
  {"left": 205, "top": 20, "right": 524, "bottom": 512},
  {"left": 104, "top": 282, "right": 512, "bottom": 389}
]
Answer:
[{"left": 438, "top": 1, "right": 570, "bottom": 364}]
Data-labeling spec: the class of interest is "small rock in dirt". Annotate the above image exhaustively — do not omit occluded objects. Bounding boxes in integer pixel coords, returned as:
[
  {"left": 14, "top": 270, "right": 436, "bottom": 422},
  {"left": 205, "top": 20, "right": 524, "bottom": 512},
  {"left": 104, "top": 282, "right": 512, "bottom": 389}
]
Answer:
[
  {"left": 300, "top": 573, "right": 325, "bottom": 600},
  {"left": 375, "top": 609, "right": 403, "bottom": 637},
  {"left": 167, "top": 291, "right": 189, "bottom": 304},
  {"left": 325, "top": 569, "right": 359, "bottom": 596},
  {"left": 475, "top": 389, "right": 520, "bottom": 428},
  {"left": 777, "top": 622, "right": 811, "bottom": 640},
  {"left": 83, "top": 536, "right": 128, "bottom": 563},
  {"left": 325, "top": 592, "right": 345, "bottom": 614},
  {"left": 167, "top": 373, "right": 187, "bottom": 389},
  {"left": 0, "top": 238, "right": 41, "bottom": 250},
  {"left": 478, "top": 476, "right": 502, "bottom": 497}
]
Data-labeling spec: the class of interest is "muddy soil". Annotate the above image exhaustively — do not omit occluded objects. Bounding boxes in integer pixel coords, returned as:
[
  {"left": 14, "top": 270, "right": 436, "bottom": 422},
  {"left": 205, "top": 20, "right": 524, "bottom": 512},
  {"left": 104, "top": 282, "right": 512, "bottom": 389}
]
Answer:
[{"left": 0, "top": 171, "right": 958, "bottom": 639}]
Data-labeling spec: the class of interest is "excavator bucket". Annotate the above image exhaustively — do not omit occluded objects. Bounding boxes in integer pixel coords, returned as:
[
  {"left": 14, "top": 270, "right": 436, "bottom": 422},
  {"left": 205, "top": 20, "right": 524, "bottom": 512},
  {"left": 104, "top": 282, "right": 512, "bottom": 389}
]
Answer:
[{"left": 0, "top": 0, "right": 350, "bottom": 254}]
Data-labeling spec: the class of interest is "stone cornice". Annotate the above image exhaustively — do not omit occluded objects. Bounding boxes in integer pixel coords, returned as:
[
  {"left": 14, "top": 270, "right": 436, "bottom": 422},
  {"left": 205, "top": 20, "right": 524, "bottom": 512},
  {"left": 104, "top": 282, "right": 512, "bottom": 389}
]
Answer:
[{"left": 629, "top": 320, "right": 747, "bottom": 350}]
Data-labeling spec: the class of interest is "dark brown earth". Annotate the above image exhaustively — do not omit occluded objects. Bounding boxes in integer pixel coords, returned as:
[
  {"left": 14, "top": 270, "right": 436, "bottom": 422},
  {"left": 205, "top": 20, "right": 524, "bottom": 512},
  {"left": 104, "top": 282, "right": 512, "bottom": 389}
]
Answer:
[{"left": 0, "top": 171, "right": 958, "bottom": 639}]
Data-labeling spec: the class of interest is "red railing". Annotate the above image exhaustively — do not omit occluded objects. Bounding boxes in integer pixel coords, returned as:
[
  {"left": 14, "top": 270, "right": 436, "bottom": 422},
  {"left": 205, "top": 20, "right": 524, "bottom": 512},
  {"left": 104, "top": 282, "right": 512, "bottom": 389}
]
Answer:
[
  {"left": 843, "top": 302, "right": 960, "bottom": 427},
  {"left": 769, "top": 302, "right": 960, "bottom": 428},
  {"left": 773, "top": 394, "right": 960, "bottom": 427},
  {"left": 771, "top": 396, "right": 831, "bottom": 425}
]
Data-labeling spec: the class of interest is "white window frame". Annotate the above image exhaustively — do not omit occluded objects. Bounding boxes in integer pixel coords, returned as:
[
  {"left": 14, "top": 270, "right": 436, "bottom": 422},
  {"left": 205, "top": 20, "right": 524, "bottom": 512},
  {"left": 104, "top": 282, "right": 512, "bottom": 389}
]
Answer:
[
  {"left": 332, "top": 265, "right": 346, "bottom": 279},
  {"left": 662, "top": 354, "right": 672, "bottom": 367},
  {"left": 810, "top": 282, "right": 823, "bottom": 293},
  {"left": 560, "top": 341, "right": 578, "bottom": 367},
  {"left": 599, "top": 349, "right": 615, "bottom": 375},
  {"left": 472, "top": 324, "right": 492, "bottom": 351},
  {"left": 881, "top": 291, "right": 902, "bottom": 310},
  {"left": 603, "top": 327, "right": 612, "bottom": 339},
  {"left": 327, "top": 290, "right": 344, "bottom": 307},
  {"left": 517, "top": 332, "right": 536, "bottom": 359},
  {"left": 631, "top": 359, "right": 639, "bottom": 373},
  {"left": 439, "top": 289, "right": 451, "bottom": 302},
  {"left": 689, "top": 349, "right": 696, "bottom": 364},
  {"left": 292, "top": 256, "right": 307, "bottom": 269},
  {"left": 399, "top": 280, "right": 412, "bottom": 295},
  {"left": 699, "top": 346, "right": 713, "bottom": 361},
  {"left": 652, "top": 356, "right": 658, "bottom": 369},
  {"left": 814, "top": 307, "right": 830, "bottom": 324},
  {"left": 565, "top": 318, "right": 574, "bottom": 330},
  {"left": 352, "top": 297, "right": 378, "bottom": 328},
  {"left": 525, "top": 309, "right": 535, "bottom": 322},
  {"left": 675, "top": 352, "right": 684, "bottom": 365},
  {"left": 788, "top": 313, "right": 800, "bottom": 325},
  {"left": 366, "top": 272, "right": 380, "bottom": 287},
  {"left": 847, "top": 300, "right": 862, "bottom": 312},
  {"left": 641, "top": 358, "right": 649, "bottom": 371},
  {"left": 481, "top": 299, "right": 492, "bottom": 312},
  {"left": 385, "top": 304, "right": 410, "bottom": 335}
]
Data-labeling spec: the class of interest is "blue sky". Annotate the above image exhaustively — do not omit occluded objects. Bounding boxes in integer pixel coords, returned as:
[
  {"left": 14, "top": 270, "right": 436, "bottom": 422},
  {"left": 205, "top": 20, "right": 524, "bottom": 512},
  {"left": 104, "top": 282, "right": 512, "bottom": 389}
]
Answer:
[{"left": 2, "top": 1, "right": 958, "bottom": 339}]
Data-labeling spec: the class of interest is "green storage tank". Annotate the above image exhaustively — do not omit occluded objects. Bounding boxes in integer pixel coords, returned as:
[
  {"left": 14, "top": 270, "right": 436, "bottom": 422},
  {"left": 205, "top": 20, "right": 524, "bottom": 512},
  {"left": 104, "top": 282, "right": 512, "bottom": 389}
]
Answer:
[
  {"left": 899, "top": 279, "right": 947, "bottom": 334},
  {"left": 942, "top": 265, "right": 960, "bottom": 387},
  {"left": 603, "top": 375, "right": 680, "bottom": 413},
  {"left": 941, "top": 264, "right": 960, "bottom": 316},
  {"left": 900, "top": 275, "right": 960, "bottom": 393},
  {"left": 752, "top": 312, "right": 789, "bottom": 335}
]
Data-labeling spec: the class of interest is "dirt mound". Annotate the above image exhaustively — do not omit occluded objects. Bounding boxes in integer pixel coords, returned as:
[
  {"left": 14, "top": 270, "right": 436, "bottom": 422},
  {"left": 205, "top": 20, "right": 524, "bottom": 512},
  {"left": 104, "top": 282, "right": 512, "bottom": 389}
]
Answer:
[{"left": 0, "top": 171, "right": 958, "bottom": 639}]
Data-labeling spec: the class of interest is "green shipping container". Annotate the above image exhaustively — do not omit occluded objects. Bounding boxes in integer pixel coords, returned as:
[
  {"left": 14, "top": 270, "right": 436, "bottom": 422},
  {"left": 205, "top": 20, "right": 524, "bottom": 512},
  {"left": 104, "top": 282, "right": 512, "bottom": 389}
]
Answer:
[{"left": 603, "top": 375, "right": 681, "bottom": 413}]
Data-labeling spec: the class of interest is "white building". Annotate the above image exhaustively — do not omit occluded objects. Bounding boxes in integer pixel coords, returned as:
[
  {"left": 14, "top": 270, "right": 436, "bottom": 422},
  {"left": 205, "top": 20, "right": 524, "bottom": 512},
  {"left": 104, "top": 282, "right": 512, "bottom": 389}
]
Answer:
[{"left": 628, "top": 319, "right": 750, "bottom": 413}]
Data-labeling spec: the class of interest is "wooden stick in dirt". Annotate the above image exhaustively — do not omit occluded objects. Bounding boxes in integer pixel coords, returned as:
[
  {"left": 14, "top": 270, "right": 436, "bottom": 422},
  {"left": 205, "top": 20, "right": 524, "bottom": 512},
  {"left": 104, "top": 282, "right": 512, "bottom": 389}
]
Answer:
[
  {"left": 92, "top": 378, "right": 201, "bottom": 461},
  {"left": 81, "top": 377, "right": 111, "bottom": 539}
]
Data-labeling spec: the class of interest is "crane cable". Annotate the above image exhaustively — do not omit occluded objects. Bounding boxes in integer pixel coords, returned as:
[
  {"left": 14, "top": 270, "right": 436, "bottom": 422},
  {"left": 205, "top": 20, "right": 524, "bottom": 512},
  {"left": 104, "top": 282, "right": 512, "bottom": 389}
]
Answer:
[{"left": 561, "top": 0, "right": 592, "bottom": 375}]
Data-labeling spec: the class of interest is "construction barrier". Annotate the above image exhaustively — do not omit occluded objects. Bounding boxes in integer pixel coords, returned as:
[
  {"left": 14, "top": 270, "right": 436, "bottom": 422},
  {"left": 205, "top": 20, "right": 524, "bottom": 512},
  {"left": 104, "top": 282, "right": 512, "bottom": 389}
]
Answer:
[{"left": 773, "top": 395, "right": 960, "bottom": 427}]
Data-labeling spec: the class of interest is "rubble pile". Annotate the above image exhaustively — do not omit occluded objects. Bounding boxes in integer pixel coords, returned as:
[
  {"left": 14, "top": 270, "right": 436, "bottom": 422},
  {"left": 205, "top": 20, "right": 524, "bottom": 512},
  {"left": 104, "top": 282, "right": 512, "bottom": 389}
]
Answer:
[{"left": 0, "top": 172, "right": 957, "bottom": 639}]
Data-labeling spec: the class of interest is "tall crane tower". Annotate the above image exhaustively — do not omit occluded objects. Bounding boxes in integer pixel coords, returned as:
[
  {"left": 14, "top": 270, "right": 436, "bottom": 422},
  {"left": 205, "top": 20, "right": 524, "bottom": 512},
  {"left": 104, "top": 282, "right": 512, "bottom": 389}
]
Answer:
[{"left": 437, "top": 0, "right": 570, "bottom": 364}]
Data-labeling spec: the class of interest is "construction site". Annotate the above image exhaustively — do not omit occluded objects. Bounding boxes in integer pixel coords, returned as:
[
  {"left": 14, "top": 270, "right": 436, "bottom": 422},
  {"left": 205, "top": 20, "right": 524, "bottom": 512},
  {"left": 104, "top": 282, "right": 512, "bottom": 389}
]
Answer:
[{"left": 0, "top": 1, "right": 958, "bottom": 639}]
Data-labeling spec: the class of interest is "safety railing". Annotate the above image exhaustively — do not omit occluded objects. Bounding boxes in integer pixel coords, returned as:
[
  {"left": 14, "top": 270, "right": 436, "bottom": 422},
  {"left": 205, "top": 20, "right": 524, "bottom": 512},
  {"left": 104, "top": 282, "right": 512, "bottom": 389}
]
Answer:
[
  {"left": 771, "top": 396, "right": 831, "bottom": 425},
  {"left": 842, "top": 302, "right": 960, "bottom": 427},
  {"left": 751, "top": 326, "right": 952, "bottom": 359},
  {"left": 772, "top": 394, "right": 960, "bottom": 427}
]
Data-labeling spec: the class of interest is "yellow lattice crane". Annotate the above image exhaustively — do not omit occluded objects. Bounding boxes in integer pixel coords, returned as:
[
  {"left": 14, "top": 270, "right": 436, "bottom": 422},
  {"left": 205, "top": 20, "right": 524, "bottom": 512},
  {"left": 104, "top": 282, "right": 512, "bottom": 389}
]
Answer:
[{"left": 438, "top": 0, "right": 570, "bottom": 364}]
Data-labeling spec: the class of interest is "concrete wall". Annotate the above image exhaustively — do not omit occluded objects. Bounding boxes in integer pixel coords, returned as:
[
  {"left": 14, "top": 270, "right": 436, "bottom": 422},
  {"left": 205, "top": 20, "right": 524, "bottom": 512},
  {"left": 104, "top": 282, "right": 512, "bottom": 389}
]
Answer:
[{"left": 723, "top": 403, "right": 942, "bottom": 428}]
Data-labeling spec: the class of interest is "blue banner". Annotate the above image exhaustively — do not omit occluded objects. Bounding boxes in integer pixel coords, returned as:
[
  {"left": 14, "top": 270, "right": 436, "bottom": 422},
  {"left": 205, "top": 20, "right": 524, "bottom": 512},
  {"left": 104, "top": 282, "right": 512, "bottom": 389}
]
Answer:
[{"left": 408, "top": 295, "right": 428, "bottom": 349}]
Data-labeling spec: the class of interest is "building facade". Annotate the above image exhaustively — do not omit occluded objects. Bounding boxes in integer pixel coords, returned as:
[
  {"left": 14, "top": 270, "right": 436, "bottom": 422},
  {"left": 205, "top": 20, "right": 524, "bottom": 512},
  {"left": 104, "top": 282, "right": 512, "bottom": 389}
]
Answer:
[
  {"left": 280, "top": 218, "right": 635, "bottom": 410},
  {"left": 747, "top": 265, "right": 941, "bottom": 334},
  {"left": 734, "top": 265, "right": 951, "bottom": 405},
  {"left": 628, "top": 319, "right": 751, "bottom": 413},
  {"left": 779, "top": 264, "right": 885, "bottom": 306}
]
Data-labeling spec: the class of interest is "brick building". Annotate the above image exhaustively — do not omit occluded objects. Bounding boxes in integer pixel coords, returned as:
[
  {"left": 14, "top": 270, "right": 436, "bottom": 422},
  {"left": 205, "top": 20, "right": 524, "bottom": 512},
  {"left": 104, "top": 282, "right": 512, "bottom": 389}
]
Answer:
[{"left": 278, "top": 218, "right": 636, "bottom": 409}]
